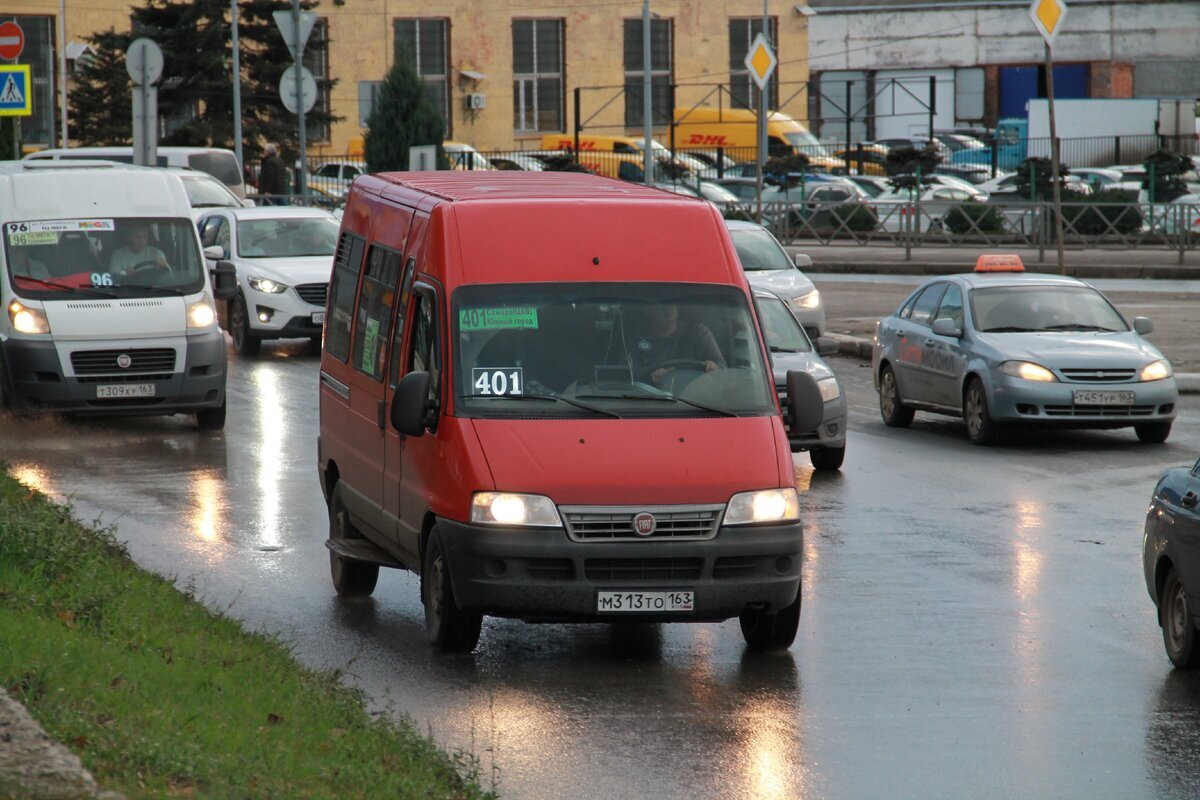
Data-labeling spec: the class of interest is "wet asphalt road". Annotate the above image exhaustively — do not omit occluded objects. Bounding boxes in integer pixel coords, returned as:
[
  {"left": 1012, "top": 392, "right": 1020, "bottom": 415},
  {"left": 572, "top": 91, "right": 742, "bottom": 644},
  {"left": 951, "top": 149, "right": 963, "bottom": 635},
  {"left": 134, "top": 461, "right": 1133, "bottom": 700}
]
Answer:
[{"left": 6, "top": 340, "right": 1200, "bottom": 800}]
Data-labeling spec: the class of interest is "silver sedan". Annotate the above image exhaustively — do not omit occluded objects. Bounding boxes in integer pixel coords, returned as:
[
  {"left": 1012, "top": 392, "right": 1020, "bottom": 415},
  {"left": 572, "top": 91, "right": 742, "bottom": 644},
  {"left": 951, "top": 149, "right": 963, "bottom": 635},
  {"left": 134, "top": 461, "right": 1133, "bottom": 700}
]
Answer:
[{"left": 871, "top": 267, "right": 1178, "bottom": 445}]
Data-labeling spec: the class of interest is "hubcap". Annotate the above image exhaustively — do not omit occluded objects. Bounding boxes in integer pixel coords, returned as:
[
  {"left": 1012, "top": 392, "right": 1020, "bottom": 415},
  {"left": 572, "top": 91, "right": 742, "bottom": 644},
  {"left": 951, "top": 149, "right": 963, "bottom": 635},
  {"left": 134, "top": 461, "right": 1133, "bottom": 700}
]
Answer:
[
  {"left": 966, "top": 388, "right": 982, "bottom": 435},
  {"left": 881, "top": 373, "right": 895, "bottom": 417},
  {"left": 1169, "top": 584, "right": 1189, "bottom": 651}
]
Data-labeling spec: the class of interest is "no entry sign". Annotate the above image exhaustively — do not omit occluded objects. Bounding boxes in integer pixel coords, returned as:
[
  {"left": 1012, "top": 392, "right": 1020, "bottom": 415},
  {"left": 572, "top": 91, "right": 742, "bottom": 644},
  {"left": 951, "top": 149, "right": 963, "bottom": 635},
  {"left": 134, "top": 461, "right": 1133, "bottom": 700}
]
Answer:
[{"left": 0, "top": 21, "right": 25, "bottom": 62}]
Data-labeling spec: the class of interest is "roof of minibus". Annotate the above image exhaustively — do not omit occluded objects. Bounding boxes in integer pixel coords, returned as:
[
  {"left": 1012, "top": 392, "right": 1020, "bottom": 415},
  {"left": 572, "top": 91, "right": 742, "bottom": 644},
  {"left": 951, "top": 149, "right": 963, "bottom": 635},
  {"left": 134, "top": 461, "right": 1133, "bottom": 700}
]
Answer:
[{"left": 353, "top": 171, "right": 744, "bottom": 287}]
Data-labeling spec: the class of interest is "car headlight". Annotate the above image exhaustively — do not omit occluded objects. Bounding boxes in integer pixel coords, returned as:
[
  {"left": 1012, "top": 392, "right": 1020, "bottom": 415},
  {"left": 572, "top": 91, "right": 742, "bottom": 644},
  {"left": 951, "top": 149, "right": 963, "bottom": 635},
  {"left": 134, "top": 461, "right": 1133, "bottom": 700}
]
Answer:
[
  {"left": 8, "top": 300, "right": 50, "bottom": 334},
  {"left": 999, "top": 360, "right": 1057, "bottom": 382},
  {"left": 186, "top": 294, "right": 217, "bottom": 330},
  {"left": 470, "top": 492, "right": 561, "bottom": 527},
  {"left": 817, "top": 376, "right": 841, "bottom": 402},
  {"left": 792, "top": 289, "right": 821, "bottom": 310},
  {"left": 1140, "top": 359, "right": 1173, "bottom": 382},
  {"left": 723, "top": 488, "right": 800, "bottom": 526},
  {"left": 247, "top": 276, "right": 288, "bottom": 294}
]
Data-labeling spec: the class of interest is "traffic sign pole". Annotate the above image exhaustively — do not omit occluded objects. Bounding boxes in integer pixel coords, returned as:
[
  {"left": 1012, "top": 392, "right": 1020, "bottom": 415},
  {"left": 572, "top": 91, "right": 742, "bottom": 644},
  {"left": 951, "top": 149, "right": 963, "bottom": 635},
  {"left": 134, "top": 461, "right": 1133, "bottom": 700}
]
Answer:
[
  {"left": 293, "top": 0, "right": 307, "bottom": 198},
  {"left": 1030, "top": 0, "right": 1069, "bottom": 274}
]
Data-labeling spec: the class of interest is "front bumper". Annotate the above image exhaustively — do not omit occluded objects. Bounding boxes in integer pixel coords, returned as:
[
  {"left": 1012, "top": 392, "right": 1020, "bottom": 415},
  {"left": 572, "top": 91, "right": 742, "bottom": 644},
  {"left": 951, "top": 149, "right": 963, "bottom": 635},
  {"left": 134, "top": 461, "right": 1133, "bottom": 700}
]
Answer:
[
  {"left": 1, "top": 330, "right": 226, "bottom": 416},
  {"left": 244, "top": 287, "right": 324, "bottom": 341},
  {"left": 436, "top": 517, "right": 803, "bottom": 622},
  {"left": 989, "top": 375, "right": 1178, "bottom": 426}
]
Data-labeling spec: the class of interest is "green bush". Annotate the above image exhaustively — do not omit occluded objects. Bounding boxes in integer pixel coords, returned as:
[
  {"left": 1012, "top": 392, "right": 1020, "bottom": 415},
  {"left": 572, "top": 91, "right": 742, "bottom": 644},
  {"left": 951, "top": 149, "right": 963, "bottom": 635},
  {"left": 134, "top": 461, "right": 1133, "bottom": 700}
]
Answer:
[
  {"left": 831, "top": 203, "right": 878, "bottom": 232},
  {"left": 944, "top": 201, "right": 1004, "bottom": 234},
  {"left": 1062, "top": 189, "right": 1143, "bottom": 235}
]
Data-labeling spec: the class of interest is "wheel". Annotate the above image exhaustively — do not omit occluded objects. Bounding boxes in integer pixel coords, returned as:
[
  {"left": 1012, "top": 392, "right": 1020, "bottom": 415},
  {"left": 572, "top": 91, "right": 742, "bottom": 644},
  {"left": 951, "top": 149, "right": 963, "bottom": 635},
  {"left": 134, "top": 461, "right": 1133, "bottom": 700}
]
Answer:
[
  {"left": 740, "top": 591, "right": 802, "bottom": 651},
  {"left": 423, "top": 526, "right": 482, "bottom": 653},
  {"left": 195, "top": 400, "right": 226, "bottom": 431},
  {"left": 878, "top": 365, "right": 914, "bottom": 428},
  {"left": 809, "top": 445, "right": 845, "bottom": 472},
  {"left": 1136, "top": 421, "right": 1172, "bottom": 444},
  {"left": 230, "top": 295, "right": 262, "bottom": 356},
  {"left": 1161, "top": 568, "right": 1200, "bottom": 669},
  {"left": 963, "top": 377, "right": 998, "bottom": 445},
  {"left": 328, "top": 484, "right": 379, "bottom": 597}
]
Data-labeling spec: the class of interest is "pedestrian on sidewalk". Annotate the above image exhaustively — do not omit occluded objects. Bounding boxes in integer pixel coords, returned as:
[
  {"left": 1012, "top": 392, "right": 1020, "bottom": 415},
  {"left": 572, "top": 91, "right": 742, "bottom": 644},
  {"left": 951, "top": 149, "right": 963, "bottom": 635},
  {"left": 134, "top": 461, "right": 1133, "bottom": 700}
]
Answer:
[{"left": 259, "top": 143, "right": 289, "bottom": 205}]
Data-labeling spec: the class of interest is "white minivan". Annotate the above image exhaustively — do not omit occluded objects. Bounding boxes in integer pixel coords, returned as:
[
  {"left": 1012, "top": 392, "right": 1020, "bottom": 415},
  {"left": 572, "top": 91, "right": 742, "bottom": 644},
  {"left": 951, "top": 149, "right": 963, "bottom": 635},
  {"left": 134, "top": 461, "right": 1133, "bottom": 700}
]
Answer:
[
  {"left": 22, "top": 146, "right": 247, "bottom": 199},
  {"left": 0, "top": 161, "right": 237, "bottom": 428}
]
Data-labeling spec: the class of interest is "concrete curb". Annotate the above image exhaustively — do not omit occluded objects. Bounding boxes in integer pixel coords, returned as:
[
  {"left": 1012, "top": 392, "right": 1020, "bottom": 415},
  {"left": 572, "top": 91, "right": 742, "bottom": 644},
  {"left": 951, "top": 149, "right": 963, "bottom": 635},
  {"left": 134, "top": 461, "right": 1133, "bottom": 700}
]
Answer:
[
  {"left": 0, "top": 693, "right": 123, "bottom": 799},
  {"left": 825, "top": 333, "right": 1200, "bottom": 395}
]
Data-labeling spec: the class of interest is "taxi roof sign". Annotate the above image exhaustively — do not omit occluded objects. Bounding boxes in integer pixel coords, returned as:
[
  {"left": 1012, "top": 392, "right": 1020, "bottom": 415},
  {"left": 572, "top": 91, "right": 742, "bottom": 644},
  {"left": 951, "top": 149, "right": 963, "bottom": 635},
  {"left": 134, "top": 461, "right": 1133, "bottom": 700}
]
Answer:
[{"left": 975, "top": 254, "right": 1025, "bottom": 272}]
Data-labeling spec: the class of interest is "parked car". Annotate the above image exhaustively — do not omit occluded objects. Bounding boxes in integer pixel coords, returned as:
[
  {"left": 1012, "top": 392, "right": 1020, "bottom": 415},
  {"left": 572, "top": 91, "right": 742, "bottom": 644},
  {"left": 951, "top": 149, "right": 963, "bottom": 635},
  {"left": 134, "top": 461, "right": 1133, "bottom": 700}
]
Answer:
[
  {"left": 163, "top": 167, "right": 254, "bottom": 219},
  {"left": 871, "top": 256, "right": 1178, "bottom": 444},
  {"left": 681, "top": 148, "right": 742, "bottom": 179},
  {"left": 833, "top": 145, "right": 889, "bottom": 176},
  {"left": 197, "top": 206, "right": 341, "bottom": 355},
  {"left": 753, "top": 288, "right": 846, "bottom": 470},
  {"left": 489, "top": 153, "right": 548, "bottom": 171},
  {"left": 845, "top": 175, "right": 893, "bottom": 198},
  {"left": 308, "top": 161, "right": 365, "bottom": 198},
  {"left": 867, "top": 184, "right": 982, "bottom": 233},
  {"left": 1144, "top": 455, "right": 1200, "bottom": 668},
  {"left": 725, "top": 219, "right": 825, "bottom": 337},
  {"left": 932, "top": 164, "right": 997, "bottom": 185}
]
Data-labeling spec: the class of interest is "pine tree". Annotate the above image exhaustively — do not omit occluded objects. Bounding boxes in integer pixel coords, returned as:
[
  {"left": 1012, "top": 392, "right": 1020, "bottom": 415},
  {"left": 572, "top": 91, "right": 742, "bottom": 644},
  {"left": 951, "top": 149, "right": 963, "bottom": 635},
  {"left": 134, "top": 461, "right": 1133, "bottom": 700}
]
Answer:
[
  {"left": 363, "top": 56, "right": 444, "bottom": 173},
  {"left": 67, "top": 0, "right": 336, "bottom": 164}
]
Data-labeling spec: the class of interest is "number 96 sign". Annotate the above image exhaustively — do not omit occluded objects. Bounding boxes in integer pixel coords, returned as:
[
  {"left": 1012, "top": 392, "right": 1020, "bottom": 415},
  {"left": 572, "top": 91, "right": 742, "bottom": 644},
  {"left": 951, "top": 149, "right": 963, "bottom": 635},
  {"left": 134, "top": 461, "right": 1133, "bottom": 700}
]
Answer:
[{"left": 472, "top": 367, "right": 524, "bottom": 396}]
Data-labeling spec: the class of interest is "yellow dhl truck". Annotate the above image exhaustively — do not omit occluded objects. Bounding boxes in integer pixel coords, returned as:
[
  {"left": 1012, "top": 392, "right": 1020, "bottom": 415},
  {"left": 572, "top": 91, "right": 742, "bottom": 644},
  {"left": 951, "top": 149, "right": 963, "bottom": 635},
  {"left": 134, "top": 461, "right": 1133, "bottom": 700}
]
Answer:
[{"left": 671, "top": 107, "right": 846, "bottom": 173}]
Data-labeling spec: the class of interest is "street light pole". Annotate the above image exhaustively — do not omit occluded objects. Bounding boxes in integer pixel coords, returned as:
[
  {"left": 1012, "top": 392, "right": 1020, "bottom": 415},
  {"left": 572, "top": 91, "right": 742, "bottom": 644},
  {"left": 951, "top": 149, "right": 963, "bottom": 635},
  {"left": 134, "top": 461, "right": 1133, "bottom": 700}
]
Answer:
[
  {"left": 59, "top": 0, "right": 68, "bottom": 146},
  {"left": 642, "top": 0, "right": 653, "bottom": 185},
  {"left": 232, "top": 0, "right": 243, "bottom": 176}
]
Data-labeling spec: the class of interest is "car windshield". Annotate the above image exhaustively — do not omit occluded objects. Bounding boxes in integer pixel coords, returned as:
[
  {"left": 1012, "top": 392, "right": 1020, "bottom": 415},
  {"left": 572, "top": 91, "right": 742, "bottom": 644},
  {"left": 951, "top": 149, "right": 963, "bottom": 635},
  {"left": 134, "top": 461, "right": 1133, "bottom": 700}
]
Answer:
[
  {"left": 187, "top": 152, "right": 242, "bottom": 188},
  {"left": 454, "top": 282, "right": 775, "bottom": 418},
  {"left": 729, "top": 228, "right": 795, "bottom": 271},
  {"left": 784, "top": 131, "right": 831, "bottom": 157},
  {"left": 5, "top": 217, "right": 206, "bottom": 300},
  {"left": 236, "top": 216, "right": 339, "bottom": 258},
  {"left": 181, "top": 175, "right": 242, "bottom": 208},
  {"left": 757, "top": 296, "right": 812, "bottom": 353},
  {"left": 970, "top": 286, "right": 1129, "bottom": 333}
]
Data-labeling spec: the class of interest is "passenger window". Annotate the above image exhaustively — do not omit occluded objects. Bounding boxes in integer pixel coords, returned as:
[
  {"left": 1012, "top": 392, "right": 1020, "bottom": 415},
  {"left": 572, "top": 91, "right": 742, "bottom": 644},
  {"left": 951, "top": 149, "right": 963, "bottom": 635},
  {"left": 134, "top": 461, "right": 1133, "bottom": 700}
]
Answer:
[
  {"left": 933, "top": 284, "right": 963, "bottom": 329},
  {"left": 388, "top": 257, "right": 419, "bottom": 388},
  {"left": 351, "top": 246, "right": 402, "bottom": 381},
  {"left": 408, "top": 291, "right": 440, "bottom": 410},
  {"left": 898, "top": 290, "right": 922, "bottom": 320},
  {"left": 908, "top": 284, "right": 947, "bottom": 327},
  {"left": 324, "top": 232, "right": 366, "bottom": 362}
]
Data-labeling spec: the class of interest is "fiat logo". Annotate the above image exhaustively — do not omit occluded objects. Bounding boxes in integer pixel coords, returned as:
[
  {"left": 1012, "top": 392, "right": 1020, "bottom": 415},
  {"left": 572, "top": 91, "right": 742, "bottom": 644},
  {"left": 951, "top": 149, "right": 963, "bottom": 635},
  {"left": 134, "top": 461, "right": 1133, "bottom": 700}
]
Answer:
[
  {"left": 631, "top": 512, "right": 656, "bottom": 537},
  {"left": 116, "top": 354, "right": 132, "bottom": 369}
]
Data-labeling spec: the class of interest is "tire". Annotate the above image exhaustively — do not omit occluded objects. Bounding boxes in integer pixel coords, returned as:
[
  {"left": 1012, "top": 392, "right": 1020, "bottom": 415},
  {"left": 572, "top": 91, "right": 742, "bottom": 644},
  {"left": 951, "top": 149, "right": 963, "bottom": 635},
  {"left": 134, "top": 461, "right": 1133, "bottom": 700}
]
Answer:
[
  {"left": 1161, "top": 568, "right": 1200, "bottom": 669},
  {"left": 195, "top": 400, "right": 226, "bottom": 431},
  {"left": 1136, "top": 421, "right": 1172, "bottom": 444},
  {"left": 809, "top": 445, "right": 845, "bottom": 472},
  {"left": 963, "top": 377, "right": 998, "bottom": 446},
  {"left": 423, "top": 527, "right": 482, "bottom": 653},
  {"left": 740, "top": 591, "right": 802, "bottom": 651},
  {"left": 878, "top": 365, "right": 914, "bottom": 428},
  {"left": 328, "top": 484, "right": 379, "bottom": 597},
  {"left": 230, "top": 295, "right": 262, "bottom": 357}
]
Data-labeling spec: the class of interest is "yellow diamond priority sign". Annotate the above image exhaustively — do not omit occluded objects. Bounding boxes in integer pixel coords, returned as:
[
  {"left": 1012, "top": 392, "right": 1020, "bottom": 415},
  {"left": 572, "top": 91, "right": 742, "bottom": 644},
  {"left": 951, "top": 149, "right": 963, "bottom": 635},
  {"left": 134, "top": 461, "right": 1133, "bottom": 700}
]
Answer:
[
  {"left": 744, "top": 32, "right": 777, "bottom": 91},
  {"left": 1029, "top": 0, "right": 1068, "bottom": 46}
]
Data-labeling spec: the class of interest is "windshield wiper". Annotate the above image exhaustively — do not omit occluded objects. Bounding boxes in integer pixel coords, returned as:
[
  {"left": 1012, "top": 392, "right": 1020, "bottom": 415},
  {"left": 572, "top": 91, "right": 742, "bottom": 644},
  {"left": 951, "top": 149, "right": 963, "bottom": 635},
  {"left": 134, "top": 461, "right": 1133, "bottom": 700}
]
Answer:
[
  {"left": 461, "top": 393, "right": 622, "bottom": 419},
  {"left": 1040, "top": 324, "right": 1121, "bottom": 332},
  {"left": 577, "top": 392, "right": 739, "bottom": 418},
  {"left": 769, "top": 344, "right": 809, "bottom": 354},
  {"left": 12, "top": 276, "right": 117, "bottom": 298},
  {"left": 981, "top": 326, "right": 1041, "bottom": 333},
  {"left": 113, "top": 285, "right": 187, "bottom": 296}
]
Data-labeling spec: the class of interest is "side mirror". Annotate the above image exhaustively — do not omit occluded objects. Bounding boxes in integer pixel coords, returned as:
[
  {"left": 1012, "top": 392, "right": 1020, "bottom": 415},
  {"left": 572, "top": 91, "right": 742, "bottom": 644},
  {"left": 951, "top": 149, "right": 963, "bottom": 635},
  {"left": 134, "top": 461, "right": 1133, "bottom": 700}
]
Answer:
[
  {"left": 391, "top": 371, "right": 432, "bottom": 436},
  {"left": 785, "top": 370, "right": 824, "bottom": 435},
  {"left": 815, "top": 336, "right": 838, "bottom": 356},
  {"left": 1133, "top": 316, "right": 1154, "bottom": 335},
  {"left": 211, "top": 261, "right": 237, "bottom": 301},
  {"left": 203, "top": 244, "right": 226, "bottom": 261},
  {"left": 793, "top": 253, "right": 814, "bottom": 269},
  {"left": 931, "top": 317, "right": 962, "bottom": 338}
]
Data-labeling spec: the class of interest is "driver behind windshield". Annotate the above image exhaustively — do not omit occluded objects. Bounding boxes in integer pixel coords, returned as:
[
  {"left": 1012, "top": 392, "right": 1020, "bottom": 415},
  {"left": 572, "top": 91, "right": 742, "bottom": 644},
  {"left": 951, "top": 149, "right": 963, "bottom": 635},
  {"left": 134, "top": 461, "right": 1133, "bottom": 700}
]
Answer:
[
  {"left": 108, "top": 224, "right": 168, "bottom": 276},
  {"left": 634, "top": 302, "right": 726, "bottom": 386}
]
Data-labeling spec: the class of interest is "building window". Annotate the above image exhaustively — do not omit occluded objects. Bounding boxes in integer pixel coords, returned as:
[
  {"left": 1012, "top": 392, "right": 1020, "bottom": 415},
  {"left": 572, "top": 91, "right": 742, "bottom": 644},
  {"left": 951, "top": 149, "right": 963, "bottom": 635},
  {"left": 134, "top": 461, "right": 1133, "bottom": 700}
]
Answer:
[
  {"left": 358, "top": 81, "right": 383, "bottom": 128},
  {"left": 394, "top": 18, "right": 450, "bottom": 134},
  {"left": 729, "top": 18, "right": 778, "bottom": 111},
  {"left": 623, "top": 18, "right": 672, "bottom": 129},
  {"left": 513, "top": 19, "right": 563, "bottom": 133},
  {"left": 303, "top": 18, "right": 332, "bottom": 142}
]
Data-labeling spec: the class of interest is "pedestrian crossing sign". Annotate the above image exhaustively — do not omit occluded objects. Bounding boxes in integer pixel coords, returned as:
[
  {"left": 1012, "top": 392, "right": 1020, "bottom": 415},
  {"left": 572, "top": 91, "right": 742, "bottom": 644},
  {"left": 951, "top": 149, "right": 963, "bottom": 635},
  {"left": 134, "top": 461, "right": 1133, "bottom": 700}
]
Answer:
[{"left": 0, "top": 65, "right": 32, "bottom": 117}]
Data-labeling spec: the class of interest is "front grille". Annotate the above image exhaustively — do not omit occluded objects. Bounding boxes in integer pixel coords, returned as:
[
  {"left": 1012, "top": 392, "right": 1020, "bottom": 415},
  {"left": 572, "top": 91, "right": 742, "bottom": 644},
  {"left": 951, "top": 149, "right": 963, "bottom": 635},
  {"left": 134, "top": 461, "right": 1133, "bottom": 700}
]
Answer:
[
  {"left": 70, "top": 348, "right": 176, "bottom": 375},
  {"left": 1060, "top": 368, "right": 1137, "bottom": 382},
  {"left": 584, "top": 558, "right": 703, "bottom": 581},
  {"left": 562, "top": 505, "right": 723, "bottom": 542},
  {"left": 1043, "top": 404, "right": 1155, "bottom": 417},
  {"left": 75, "top": 373, "right": 173, "bottom": 384},
  {"left": 713, "top": 556, "right": 759, "bottom": 580},
  {"left": 295, "top": 283, "right": 328, "bottom": 306}
]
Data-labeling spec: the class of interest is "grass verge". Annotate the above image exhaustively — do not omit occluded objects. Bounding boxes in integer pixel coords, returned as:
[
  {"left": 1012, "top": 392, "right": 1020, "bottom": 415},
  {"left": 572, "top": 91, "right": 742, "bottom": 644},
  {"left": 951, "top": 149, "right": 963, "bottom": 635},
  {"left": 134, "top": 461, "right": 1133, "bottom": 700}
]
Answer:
[{"left": 0, "top": 470, "right": 494, "bottom": 799}]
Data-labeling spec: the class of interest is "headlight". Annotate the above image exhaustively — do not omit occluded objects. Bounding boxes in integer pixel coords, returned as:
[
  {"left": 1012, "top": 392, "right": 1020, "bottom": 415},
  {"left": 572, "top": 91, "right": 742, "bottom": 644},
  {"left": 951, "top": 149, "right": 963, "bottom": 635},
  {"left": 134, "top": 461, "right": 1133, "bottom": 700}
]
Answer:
[
  {"left": 723, "top": 488, "right": 800, "bottom": 526},
  {"left": 792, "top": 289, "right": 821, "bottom": 310},
  {"left": 247, "top": 276, "right": 288, "bottom": 294},
  {"left": 999, "top": 360, "right": 1057, "bottom": 382},
  {"left": 817, "top": 376, "right": 841, "bottom": 402},
  {"left": 186, "top": 295, "right": 217, "bottom": 330},
  {"left": 1140, "top": 359, "right": 1173, "bottom": 381},
  {"left": 470, "top": 492, "right": 561, "bottom": 527},
  {"left": 8, "top": 300, "right": 50, "bottom": 334}
]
